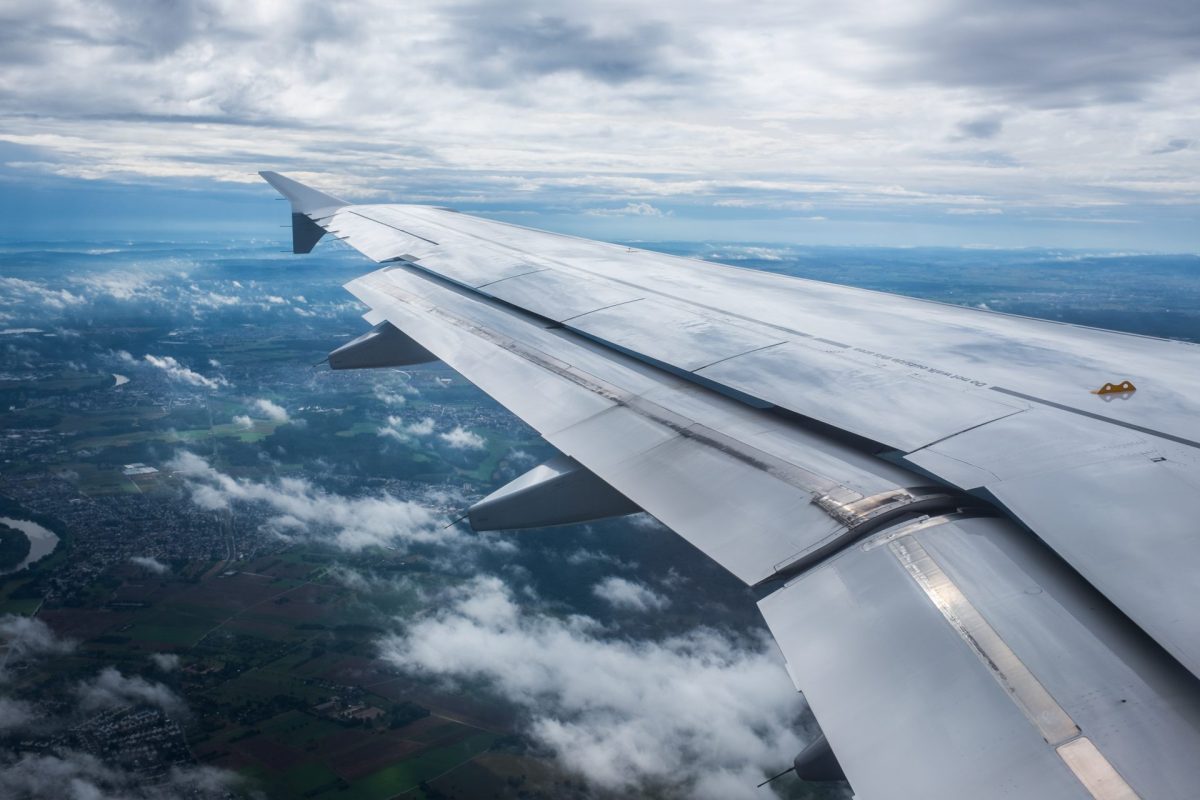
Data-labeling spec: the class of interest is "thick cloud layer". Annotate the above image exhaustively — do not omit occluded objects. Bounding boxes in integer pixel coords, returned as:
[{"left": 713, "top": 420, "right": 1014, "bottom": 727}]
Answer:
[
  {"left": 379, "top": 576, "right": 806, "bottom": 799},
  {"left": 1, "top": 0, "right": 1196, "bottom": 247}
]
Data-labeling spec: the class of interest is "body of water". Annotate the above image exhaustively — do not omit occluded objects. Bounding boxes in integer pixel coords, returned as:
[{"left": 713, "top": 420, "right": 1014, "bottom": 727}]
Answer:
[{"left": 0, "top": 517, "right": 60, "bottom": 574}]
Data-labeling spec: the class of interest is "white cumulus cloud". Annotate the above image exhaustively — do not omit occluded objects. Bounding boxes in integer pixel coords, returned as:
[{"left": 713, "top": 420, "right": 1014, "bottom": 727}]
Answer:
[
  {"left": 593, "top": 576, "right": 670, "bottom": 612},
  {"left": 167, "top": 451, "right": 450, "bottom": 552},
  {"left": 379, "top": 576, "right": 805, "bottom": 799},
  {"left": 252, "top": 398, "right": 289, "bottom": 423},
  {"left": 439, "top": 425, "right": 486, "bottom": 450}
]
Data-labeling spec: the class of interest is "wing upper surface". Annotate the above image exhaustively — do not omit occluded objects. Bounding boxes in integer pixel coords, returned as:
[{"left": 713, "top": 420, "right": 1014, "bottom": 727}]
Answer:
[
  {"left": 345, "top": 264, "right": 942, "bottom": 586},
  {"left": 315, "top": 197, "right": 1200, "bottom": 679}
]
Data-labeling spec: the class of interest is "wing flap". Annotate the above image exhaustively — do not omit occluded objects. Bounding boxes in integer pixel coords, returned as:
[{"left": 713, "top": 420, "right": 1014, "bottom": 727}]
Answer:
[{"left": 761, "top": 513, "right": 1200, "bottom": 799}]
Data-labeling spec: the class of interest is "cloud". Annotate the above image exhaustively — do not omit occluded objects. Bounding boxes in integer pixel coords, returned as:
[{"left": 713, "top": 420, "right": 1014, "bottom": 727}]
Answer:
[
  {"left": 586, "top": 202, "right": 667, "bottom": 217},
  {"left": 1152, "top": 138, "right": 1193, "bottom": 155},
  {"left": 0, "top": 277, "right": 85, "bottom": 311},
  {"left": 406, "top": 417, "right": 437, "bottom": 436},
  {"left": 592, "top": 576, "right": 670, "bottom": 612},
  {"left": 168, "top": 451, "right": 451, "bottom": 552},
  {"left": 0, "top": 631, "right": 240, "bottom": 798},
  {"left": 0, "top": 615, "right": 75, "bottom": 665},
  {"left": 565, "top": 548, "right": 638, "bottom": 570},
  {"left": 438, "top": 425, "right": 486, "bottom": 450},
  {"left": 252, "top": 398, "right": 289, "bottom": 423},
  {"left": 379, "top": 576, "right": 805, "bottom": 799},
  {"left": 446, "top": 7, "right": 700, "bottom": 88},
  {"left": 0, "top": 697, "right": 35, "bottom": 733},
  {"left": 150, "top": 653, "right": 181, "bottom": 672},
  {"left": 373, "top": 387, "right": 407, "bottom": 406},
  {"left": 946, "top": 207, "right": 1003, "bottom": 215},
  {"left": 0, "top": 752, "right": 239, "bottom": 800},
  {"left": 77, "top": 667, "right": 184, "bottom": 714},
  {"left": 129, "top": 555, "right": 169, "bottom": 574},
  {"left": 0, "top": 0, "right": 1197, "bottom": 249},
  {"left": 143, "top": 354, "right": 227, "bottom": 390},
  {"left": 233, "top": 414, "right": 253, "bottom": 428},
  {"left": 954, "top": 115, "right": 1003, "bottom": 140},
  {"left": 870, "top": 0, "right": 1200, "bottom": 107},
  {"left": 378, "top": 415, "right": 438, "bottom": 442}
]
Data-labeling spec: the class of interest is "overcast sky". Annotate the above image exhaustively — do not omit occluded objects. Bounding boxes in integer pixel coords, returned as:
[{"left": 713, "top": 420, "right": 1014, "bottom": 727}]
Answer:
[{"left": 1, "top": 0, "right": 1197, "bottom": 248}]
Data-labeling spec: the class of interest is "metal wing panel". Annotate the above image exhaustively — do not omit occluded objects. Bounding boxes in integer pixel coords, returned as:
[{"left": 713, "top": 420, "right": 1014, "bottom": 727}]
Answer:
[
  {"left": 323, "top": 208, "right": 440, "bottom": 263},
  {"left": 905, "top": 406, "right": 1200, "bottom": 679},
  {"left": 988, "top": 456, "right": 1200, "bottom": 679},
  {"left": 696, "top": 340, "right": 1028, "bottom": 452},
  {"left": 760, "top": 514, "right": 1200, "bottom": 800},
  {"left": 479, "top": 268, "right": 642, "bottom": 322},
  {"left": 340, "top": 202, "right": 1200, "bottom": 448},
  {"left": 565, "top": 298, "right": 788, "bottom": 372},
  {"left": 313, "top": 201, "right": 1132, "bottom": 456},
  {"left": 346, "top": 264, "right": 929, "bottom": 585}
]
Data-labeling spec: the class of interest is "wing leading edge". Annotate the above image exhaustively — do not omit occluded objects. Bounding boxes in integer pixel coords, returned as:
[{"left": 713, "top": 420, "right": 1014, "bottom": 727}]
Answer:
[{"left": 261, "top": 172, "right": 1200, "bottom": 799}]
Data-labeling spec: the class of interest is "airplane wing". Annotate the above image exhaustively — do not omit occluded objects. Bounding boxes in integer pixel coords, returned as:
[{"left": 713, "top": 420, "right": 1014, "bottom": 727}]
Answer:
[{"left": 261, "top": 171, "right": 1200, "bottom": 800}]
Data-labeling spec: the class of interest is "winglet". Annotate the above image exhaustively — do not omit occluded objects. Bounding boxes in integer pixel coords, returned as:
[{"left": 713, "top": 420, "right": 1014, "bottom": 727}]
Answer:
[{"left": 259, "top": 171, "right": 349, "bottom": 254}]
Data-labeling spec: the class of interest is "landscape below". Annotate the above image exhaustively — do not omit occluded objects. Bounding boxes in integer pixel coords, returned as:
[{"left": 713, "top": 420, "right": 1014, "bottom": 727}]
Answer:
[{"left": 0, "top": 233, "right": 1196, "bottom": 800}]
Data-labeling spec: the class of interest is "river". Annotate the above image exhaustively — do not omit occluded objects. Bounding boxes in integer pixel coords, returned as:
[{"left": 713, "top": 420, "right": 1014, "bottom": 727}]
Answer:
[{"left": 0, "top": 517, "right": 60, "bottom": 574}]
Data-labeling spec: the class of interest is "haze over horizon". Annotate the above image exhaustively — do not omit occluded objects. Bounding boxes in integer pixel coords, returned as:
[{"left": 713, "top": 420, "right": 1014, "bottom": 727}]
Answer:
[{"left": 0, "top": 0, "right": 1197, "bottom": 250}]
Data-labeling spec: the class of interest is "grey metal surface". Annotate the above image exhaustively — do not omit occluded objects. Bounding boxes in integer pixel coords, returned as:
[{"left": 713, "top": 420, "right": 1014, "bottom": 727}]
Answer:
[
  {"left": 697, "top": 339, "right": 1027, "bottom": 451},
  {"left": 260, "top": 171, "right": 345, "bottom": 215},
  {"left": 336, "top": 198, "right": 1200, "bottom": 449},
  {"left": 320, "top": 190, "right": 1200, "bottom": 685},
  {"left": 904, "top": 405, "right": 1200, "bottom": 679},
  {"left": 480, "top": 268, "right": 641, "bottom": 322},
  {"left": 760, "top": 514, "right": 1200, "bottom": 799},
  {"left": 328, "top": 321, "right": 436, "bottom": 370},
  {"left": 290, "top": 213, "right": 326, "bottom": 254},
  {"left": 468, "top": 454, "right": 640, "bottom": 530},
  {"left": 346, "top": 265, "right": 928, "bottom": 586},
  {"left": 566, "top": 298, "right": 787, "bottom": 372}
]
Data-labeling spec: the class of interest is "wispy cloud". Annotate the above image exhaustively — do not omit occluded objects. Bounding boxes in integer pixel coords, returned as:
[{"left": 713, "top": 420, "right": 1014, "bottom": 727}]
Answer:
[
  {"left": 586, "top": 202, "right": 668, "bottom": 217},
  {"left": 129, "top": 556, "right": 169, "bottom": 574},
  {"left": 141, "top": 354, "right": 227, "bottom": 390},
  {"left": 0, "top": 614, "right": 75, "bottom": 668},
  {"left": 77, "top": 667, "right": 184, "bottom": 714},
  {"left": 150, "top": 653, "right": 181, "bottom": 672}
]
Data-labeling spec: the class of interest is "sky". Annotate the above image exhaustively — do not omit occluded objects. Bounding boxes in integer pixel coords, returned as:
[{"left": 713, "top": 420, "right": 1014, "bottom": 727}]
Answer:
[{"left": 0, "top": 0, "right": 1198, "bottom": 249}]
